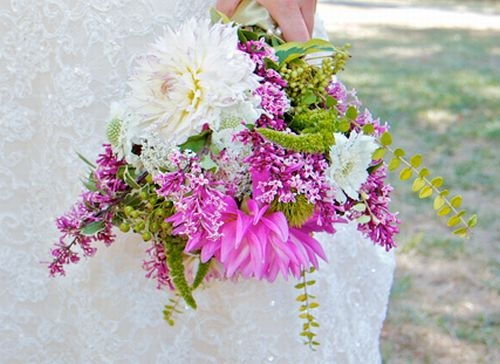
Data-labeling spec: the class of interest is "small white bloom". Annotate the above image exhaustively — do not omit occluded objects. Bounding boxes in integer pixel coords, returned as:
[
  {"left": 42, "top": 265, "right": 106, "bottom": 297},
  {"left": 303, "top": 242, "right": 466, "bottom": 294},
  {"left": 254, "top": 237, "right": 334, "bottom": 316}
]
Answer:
[
  {"left": 139, "top": 133, "right": 179, "bottom": 175},
  {"left": 326, "top": 131, "right": 378, "bottom": 203},
  {"left": 106, "top": 102, "right": 140, "bottom": 165},
  {"left": 128, "top": 18, "right": 261, "bottom": 147}
]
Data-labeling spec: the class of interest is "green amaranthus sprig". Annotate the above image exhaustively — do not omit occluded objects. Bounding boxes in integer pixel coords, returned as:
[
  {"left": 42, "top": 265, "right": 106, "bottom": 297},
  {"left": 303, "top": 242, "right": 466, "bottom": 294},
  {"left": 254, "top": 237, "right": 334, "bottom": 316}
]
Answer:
[
  {"left": 164, "top": 237, "right": 197, "bottom": 309},
  {"left": 295, "top": 268, "right": 320, "bottom": 350}
]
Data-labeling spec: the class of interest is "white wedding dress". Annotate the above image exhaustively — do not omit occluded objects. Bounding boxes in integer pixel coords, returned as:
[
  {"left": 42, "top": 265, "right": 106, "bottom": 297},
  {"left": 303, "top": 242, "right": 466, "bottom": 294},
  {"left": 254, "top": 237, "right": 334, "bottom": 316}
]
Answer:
[{"left": 0, "top": 1, "right": 395, "bottom": 363}]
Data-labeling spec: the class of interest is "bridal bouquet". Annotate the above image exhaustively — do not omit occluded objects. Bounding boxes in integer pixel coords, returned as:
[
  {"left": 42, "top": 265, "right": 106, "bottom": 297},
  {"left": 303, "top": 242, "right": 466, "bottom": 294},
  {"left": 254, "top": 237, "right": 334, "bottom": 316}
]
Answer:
[{"left": 48, "top": 15, "right": 475, "bottom": 347}]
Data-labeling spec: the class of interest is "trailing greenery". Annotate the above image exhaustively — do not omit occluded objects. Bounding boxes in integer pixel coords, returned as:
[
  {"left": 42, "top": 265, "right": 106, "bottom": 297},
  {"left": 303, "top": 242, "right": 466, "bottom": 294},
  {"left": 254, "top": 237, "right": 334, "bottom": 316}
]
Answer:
[
  {"left": 164, "top": 237, "right": 197, "bottom": 309},
  {"left": 296, "top": 268, "right": 321, "bottom": 350},
  {"left": 373, "top": 128, "right": 477, "bottom": 237}
]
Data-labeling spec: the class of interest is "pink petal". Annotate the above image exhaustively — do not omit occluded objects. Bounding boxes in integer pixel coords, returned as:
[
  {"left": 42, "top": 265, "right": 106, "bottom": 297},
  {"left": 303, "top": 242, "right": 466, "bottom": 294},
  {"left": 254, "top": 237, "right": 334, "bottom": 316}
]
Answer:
[
  {"left": 260, "top": 212, "right": 289, "bottom": 242},
  {"left": 225, "top": 244, "right": 251, "bottom": 277}
]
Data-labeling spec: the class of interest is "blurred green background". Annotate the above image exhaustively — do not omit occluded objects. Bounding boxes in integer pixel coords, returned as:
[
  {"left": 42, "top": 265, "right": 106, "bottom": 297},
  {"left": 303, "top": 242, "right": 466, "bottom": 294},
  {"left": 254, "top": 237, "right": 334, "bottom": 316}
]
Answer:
[{"left": 318, "top": 0, "right": 499, "bottom": 362}]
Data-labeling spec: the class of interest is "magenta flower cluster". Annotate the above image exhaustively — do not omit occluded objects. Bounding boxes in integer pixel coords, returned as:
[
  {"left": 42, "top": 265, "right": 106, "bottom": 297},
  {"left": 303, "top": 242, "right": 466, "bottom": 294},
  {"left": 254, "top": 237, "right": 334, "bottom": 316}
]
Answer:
[
  {"left": 240, "top": 39, "right": 289, "bottom": 130},
  {"left": 355, "top": 166, "right": 400, "bottom": 251},
  {"left": 48, "top": 145, "right": 126, "bottom": 276}
]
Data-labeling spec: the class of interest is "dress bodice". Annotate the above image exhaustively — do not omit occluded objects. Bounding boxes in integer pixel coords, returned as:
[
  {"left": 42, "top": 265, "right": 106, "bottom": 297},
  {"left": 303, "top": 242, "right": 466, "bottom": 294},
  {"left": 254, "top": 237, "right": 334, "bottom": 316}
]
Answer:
[{"left": 0, "top": 1, "right": 394, "bottom": 362}]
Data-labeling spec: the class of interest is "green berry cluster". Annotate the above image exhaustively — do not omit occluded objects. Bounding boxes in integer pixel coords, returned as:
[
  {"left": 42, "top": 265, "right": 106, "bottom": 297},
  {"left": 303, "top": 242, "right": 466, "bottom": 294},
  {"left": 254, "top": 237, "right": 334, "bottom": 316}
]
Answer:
[
  {"left": 117, "top": 173, "right": 174, "bottom": 242},
  {"left": 279, "top": 45, "right": 350, "bottom": 112}
]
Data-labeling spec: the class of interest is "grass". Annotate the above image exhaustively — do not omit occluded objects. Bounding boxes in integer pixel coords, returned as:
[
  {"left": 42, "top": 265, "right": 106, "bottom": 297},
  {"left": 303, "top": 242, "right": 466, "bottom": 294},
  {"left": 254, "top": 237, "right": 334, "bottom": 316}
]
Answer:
[{"left": 323, "top": 1, "right": 500, "bottom": 362}]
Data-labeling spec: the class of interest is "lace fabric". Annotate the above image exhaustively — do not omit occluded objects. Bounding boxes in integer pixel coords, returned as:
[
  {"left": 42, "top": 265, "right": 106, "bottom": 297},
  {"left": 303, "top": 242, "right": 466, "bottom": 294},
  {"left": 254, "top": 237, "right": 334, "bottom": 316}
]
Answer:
[{"left": 0, "top": 1, "right": 395, "bottom": 362}]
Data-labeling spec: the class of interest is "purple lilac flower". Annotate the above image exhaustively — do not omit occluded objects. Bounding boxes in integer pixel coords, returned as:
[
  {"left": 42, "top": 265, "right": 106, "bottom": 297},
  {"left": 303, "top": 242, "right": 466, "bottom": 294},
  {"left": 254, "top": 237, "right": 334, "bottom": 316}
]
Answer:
[
  {"left": 351, "top": 165, "right": 399, "bottom": 251},
  {"left": 48, "top": 145, "right": 127, "bottom": 276},
  {"left": 353, "top": 108, "right": 389, "bottom": 137},
  {"left": 143, "top": 241, "right": 174, "bottom": 290},
  {"left": 239, "top": 39, "right": 289, "bottom": 130},
  {"left": 237, "top": 129, "right": 343, "bottom": 232},
  {"left": 326, "top": 80, "right": 361, "bottom": 115}
]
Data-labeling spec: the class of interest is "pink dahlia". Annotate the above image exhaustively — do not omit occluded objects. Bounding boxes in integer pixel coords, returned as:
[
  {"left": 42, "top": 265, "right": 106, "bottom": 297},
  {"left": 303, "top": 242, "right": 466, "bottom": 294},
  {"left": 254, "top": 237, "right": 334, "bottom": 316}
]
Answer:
[{"left": 200, "top": 197, "right": 327, "bottom": 282}]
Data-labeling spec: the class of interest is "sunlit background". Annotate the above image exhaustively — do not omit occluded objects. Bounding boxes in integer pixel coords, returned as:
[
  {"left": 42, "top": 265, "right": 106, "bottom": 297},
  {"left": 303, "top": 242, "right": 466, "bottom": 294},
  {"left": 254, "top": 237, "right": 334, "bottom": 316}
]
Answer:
[{"left": 318, "top": 0, "right": 500, "bottom": 362}]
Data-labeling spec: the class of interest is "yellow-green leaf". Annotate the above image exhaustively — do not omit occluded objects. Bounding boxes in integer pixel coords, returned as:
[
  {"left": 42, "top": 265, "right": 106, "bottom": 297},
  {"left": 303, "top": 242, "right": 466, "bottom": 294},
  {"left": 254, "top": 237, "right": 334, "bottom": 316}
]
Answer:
[
  {"left": 447, "top": 215, "right": 461, "bottom": 227},
  {"left": 431, "top": 177, "right": 444, "bottom": 188},
  {"left": 353, "top": 203, "right": 367, "bottom": 212},
  {"left": 453, "top": 227, "right": 468, "bottom": 237},
  {"left": 309, "top": 302, "right": 320, "bottom": 309},
  {"left": 363, "top": 124, "right": 375, "bottom": 135},
  {"left": 400, "top": 167, "right": 413, "bottom": 181},
  {"left": 346, "top": 106, "right": 358, "bottom": 120},
  {"left": 450, "top": 195, "right": 462, "bottom": 208},
  {"left": 467, "top": 215, "right": 477, "bottom": 228},
  {"left": 439, "top": 189, "right": 450, "bottom": 198},
  {"left": 419, "top": 168, "right": 430, "bottom": 178},
  {"left": 296, "top": 294, "right": 307, "bottom": 302},
  {"left": 394, "top": 148, "right": 405, "bottom": 158},
  {"left": 410, "top": 154, "right": 423, "bottom": 168},
  {"left": 372, "top": 147, "right": 386, "bottom": 160},
  {"left": 433, "top": 195, "right": 445, "bottom": 210},
  {"left": 338, "top": 120, "right": 350, "bottom": 132},
  {"left": 438, "top": 206, "right": 452, "bottom": 216},
  {"left": 357, "top": 215, "right": 371, "bottom": 224},
  {"left": 412, "top": 177, "right": 426, "bottom": 192},
  {"left": 380, "top": 132, "right": 392, "bottom": 146},
  {"left": 419, "top": 186, "right": 433, "bottom": 199},
  {"left": 388, "top": 158, "right": 401, "bottom": 171}
]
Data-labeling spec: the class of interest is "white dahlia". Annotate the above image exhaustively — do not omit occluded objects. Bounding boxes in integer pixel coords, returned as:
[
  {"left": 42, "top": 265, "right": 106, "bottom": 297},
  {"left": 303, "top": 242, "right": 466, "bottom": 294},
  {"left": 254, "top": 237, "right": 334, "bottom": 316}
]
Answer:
[
  {"left": 326, "top": 131, "right": 378, "bottom": 203},
  {"left": 128, "top": 18, "right": 261, "bottom": 147}
]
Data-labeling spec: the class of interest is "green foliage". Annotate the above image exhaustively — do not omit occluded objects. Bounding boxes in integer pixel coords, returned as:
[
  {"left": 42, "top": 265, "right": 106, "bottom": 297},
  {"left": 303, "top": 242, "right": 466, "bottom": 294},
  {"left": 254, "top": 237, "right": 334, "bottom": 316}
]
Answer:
[
  {"left": 257, "top": 128, "right": 331, "bottom": 154},
  {"left": 274, "top": 38, "right": 340, "bottom": 65},
  {"left": 76, "top": 152, "right": 96, "bottom": 169},
  {"left": 164, "top": 238, "right": 197, "bottom": 310},
  {"left": 372, "top": 129, "right": 476, "bottom": 237},
  {"left": 192, "top": 259, "right": 211, "bottom": 290},
  {"left": 80, "top": 220, "right": 106, "bottom": 236},
  {"left": 163, "top": 296, "right": 183, "bottom": 326},
  {"left": 296, "top": 268, "right": 321, "bottom": 350},
  {"left": 179, "top": 129, "right": 211, "bottom": 153}
]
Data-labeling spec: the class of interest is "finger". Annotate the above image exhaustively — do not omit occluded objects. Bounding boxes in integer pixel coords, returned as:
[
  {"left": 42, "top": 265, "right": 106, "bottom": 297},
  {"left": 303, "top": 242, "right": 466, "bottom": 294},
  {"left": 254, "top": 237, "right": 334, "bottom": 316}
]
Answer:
[
  {"left": 215, "top": 0, "right": 241, "bottom": 18},
  {"left": 300, "top": 0, "right": 316, "bottom": 37},
  {"left": 265, "top": 4, "right": 310, "bottom": 42}
]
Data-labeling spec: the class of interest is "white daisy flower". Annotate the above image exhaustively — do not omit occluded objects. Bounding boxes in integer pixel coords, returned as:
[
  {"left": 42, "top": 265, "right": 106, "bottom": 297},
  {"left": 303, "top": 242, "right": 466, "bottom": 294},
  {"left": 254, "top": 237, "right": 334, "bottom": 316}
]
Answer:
[
  {"left": 128, "top": 18, "right": 261, "bottom": 147},
  {"left": 326, "top": 131, "right": 378, "bottom": 203}
]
